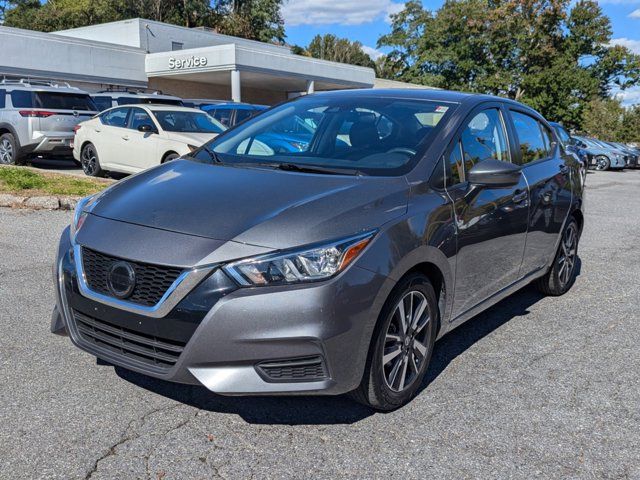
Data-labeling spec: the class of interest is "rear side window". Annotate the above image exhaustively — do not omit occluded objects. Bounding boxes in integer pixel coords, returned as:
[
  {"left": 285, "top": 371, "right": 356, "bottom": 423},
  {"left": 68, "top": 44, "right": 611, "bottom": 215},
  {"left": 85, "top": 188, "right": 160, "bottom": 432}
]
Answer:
[
  {"left": 554, "top": 124, "right": 571, "bottom": 145},
  {"left": 511, "top": 111, "right": 550, "bottom": 164},
  {"left": 0, "top": 90, "right": 5, "bottom": 109},
  {"left": 235, "top": 109, "right": 254, "bottom": 124},
  {"left": 460, "top": 109, "right": 510, "bottom": 170},
  {"left": 10, "top": 90, "right": 32, "bottom": 108},
  {"left": 92, "top": 96, "right": 113, "bottom": 112},
  {"left": 100, "top": 108, "right": 130, "bottom": 127}
]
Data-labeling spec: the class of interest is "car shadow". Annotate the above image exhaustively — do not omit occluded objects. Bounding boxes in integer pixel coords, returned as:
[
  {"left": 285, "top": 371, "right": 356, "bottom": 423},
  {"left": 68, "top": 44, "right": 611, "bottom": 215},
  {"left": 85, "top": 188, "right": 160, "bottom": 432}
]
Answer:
[{"left": 111, "top": 259, "right": 581, "bottom": 425}]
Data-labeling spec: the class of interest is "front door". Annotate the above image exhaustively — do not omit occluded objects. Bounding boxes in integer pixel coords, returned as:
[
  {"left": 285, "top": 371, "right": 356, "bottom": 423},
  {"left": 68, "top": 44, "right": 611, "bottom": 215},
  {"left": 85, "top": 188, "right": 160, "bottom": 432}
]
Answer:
[
  {"left": 123, "top": 107, "right": 160, "bottom": 171},
  {"left": 445, "top": 106, "right": 529, "bottom": 319}
]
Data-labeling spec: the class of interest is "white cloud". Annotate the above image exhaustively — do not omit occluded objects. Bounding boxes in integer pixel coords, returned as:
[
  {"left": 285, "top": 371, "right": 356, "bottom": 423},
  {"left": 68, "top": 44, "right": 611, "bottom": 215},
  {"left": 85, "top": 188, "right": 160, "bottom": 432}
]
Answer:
[
  {"left": 283, "top": 0, "right": 406, "bottom": 26},
  {"left": 362, "top": 45, "right": 384, "bottom": 60},
  {"left": 630, "top": 8, "right": 640, "bottom": 17},
  {"left": 613, "top": 86, "right": 640, "bottom": 106},
  {"left": 609, "top": 37, "right": 640, "bottom": 53},
  {"left": 597, "top": 0, "right": 640, "bottom": 4}
]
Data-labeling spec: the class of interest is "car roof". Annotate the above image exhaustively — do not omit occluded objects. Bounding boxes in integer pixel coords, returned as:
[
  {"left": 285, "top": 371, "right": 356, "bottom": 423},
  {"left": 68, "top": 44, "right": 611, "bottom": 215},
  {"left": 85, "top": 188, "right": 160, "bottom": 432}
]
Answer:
[
  {"left": 203, "top": 103, "right": 267, "bottom": 110},
  {"left": 103, "top": 104, "right": 204, "bottom": 113}
]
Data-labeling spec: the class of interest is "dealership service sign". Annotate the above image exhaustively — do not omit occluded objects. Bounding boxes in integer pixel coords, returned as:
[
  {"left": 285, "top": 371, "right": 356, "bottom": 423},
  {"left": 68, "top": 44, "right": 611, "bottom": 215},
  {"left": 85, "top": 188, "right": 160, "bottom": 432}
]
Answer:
[{"left": 168, "top": 56, "right": 208, "bottom": 70}]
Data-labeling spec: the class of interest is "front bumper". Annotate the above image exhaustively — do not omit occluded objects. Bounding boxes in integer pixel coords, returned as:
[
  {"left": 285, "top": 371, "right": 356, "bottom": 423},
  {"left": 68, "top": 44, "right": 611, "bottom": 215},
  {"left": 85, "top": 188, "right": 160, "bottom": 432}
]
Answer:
[{"left": 53, "top": 228, "right": 392, "bottom": 396}]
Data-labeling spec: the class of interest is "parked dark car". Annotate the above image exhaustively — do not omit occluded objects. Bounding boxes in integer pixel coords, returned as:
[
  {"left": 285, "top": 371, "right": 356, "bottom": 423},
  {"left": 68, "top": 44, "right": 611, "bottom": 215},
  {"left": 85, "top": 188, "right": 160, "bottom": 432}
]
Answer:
[
  {"left": 607, "top": 141, "right": 638, "bottom": 168},
  {"left": 201, "top": 102, "right": 267, "bottom": 128},
  {"left": 549, "top": 122, "right": 587, "bottom": 179},
  {"left": 52, "top": 90, "right": 584, "bottom": 410},
  {"left": 572, "top": 135, "right": 626, "bottom": 170}
]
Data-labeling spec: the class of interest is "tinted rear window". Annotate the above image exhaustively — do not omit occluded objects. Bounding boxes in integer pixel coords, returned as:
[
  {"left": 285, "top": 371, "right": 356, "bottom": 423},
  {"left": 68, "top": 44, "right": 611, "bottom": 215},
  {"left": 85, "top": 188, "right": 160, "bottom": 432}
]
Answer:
[
  {"left": 117, "top": 97, "right": 183, "bottom": 106},
  {"left": 0, "top": 90, "right": 5, "bottom": 109},
  {"left": 10, "top": 91, "right": 96, "bottom": 111}
]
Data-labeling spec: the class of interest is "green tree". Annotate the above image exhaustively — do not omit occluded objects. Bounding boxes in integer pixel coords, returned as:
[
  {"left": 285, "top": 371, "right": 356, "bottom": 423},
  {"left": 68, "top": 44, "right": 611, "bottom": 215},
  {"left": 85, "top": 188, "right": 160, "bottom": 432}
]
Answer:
[
  {"left": 620, "top": 106, "right": 640, "bottom": 143},
  {"left": 378, "top": 0, "right": 640, "bottom": 129},
  {"left": 300, "top": 34, "right": 375, "bottom": 69},
  {"left": 2, "top": 0, "right": 286, "bottom": 43},
  {"left": 581, "top": 97, "right": 624, "bottom": 140}
]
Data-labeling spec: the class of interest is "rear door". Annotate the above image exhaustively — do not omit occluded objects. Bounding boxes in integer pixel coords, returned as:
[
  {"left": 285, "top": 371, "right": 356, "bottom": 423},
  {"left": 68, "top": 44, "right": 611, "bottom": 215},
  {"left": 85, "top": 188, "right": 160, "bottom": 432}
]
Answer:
[
  {"left": 94, "top": 107, "right": 131, "bottom": 168},
  {"left": 506, "top": 109, "right": 572, "bottom": 276},
  {"left": 445, "top": 104, "right": 529, "bottom": 318}
]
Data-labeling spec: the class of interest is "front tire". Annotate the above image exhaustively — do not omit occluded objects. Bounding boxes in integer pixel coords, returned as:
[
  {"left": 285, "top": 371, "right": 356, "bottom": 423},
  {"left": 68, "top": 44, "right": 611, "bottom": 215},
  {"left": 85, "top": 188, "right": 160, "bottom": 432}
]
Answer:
[
  {"left": 162, "top": 152, "right": 180, "bottom": 163},
  {"left": 594, "top": 156, "right": 610, "bottom": 171},
  {"left": 536, "top": 218, "right": 580, "bottom": 296},
  {"left": 352, "top": 273, "right": 438, "bottom": 411},
  {"left": 80, "top": 143, "right": 105, "bottom": 177}
]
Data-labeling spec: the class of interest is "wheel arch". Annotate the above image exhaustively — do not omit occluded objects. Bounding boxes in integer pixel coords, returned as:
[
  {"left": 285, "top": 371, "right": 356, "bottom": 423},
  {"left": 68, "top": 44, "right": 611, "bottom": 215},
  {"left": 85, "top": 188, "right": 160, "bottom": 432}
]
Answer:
[{"left": 161, "top": 150, "right": 179, "bottom": 163}]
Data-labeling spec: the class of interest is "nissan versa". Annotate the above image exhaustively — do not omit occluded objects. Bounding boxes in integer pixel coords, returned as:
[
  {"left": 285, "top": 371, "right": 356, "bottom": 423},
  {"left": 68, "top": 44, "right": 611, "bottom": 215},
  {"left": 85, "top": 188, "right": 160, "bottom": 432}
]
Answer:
[{"left": 52, "top": 90, "right": 584, "bottom": 410}]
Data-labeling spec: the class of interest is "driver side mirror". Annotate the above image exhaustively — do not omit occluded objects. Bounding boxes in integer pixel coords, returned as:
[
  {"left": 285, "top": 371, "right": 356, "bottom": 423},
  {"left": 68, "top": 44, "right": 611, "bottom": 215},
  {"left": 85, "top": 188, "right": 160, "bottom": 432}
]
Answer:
[
  {"left": 468, "top": 159, "right": 522, "bottom": 187},
  {"left": 138, "top": 124, "right": 156, "bottom": 134}
]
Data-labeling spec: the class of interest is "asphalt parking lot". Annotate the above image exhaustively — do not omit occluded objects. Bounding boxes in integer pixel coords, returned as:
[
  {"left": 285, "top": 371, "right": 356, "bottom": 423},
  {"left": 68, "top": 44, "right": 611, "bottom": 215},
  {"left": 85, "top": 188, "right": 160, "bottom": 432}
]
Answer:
[{"left": 1, "top": 169, "right": 639, "bottom": 479}]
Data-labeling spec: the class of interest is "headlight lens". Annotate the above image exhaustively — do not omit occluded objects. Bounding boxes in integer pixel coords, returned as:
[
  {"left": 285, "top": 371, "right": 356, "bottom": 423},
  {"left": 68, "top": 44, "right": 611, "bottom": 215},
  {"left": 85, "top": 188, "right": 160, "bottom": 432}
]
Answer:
[
  {"left": 224, "top": 231, "right": 376, "bottom": 286},
  {"left": 69, "top": 195, "right": 94, "bottom": 242}
]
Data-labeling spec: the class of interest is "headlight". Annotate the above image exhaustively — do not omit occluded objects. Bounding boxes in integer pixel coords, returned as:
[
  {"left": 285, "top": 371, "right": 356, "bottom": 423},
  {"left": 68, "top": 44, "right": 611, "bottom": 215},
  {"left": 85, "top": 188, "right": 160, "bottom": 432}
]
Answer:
[
  {"left": 224, "top": 231, "right": 376, "bottom": 286},
  {"left": 69, "top": 195, "right": 94, "bottom": 242}
]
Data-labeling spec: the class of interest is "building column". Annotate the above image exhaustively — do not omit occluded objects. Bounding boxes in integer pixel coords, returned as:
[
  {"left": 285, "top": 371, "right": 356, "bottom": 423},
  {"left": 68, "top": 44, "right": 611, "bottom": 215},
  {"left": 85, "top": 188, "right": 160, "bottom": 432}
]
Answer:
[
  {"left": 306, "top": 80, "right": 315, "bottom": 94},
  {"left": 231, "top": 69, "right": 241, "bottom": 103}
]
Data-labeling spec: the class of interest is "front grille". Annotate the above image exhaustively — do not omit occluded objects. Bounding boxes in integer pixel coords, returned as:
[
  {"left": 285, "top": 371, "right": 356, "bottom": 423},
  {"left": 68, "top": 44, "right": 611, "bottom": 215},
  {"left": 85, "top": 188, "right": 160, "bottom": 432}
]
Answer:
[
  {"left": 257, "top": 356, "right": 328, "bottom": 382},
  {"left": 82, "top": 247, "right": 183, "bottom": 306},
  {"left": 72, "top": 311, "right": 184, "bottom": 370}
]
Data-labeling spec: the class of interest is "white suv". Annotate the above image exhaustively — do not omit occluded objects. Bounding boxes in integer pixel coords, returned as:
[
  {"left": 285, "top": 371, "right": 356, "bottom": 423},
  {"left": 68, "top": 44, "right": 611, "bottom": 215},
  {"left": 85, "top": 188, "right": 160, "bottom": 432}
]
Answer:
[
  {"left": 91, "top": 90, "right": 183, "bottom": 112},
  {"left": 73, "top": 104, "right": 226, "bottom": 176},
  {"left": 0, "top": 79, "right": 97, "bottom": 165}
]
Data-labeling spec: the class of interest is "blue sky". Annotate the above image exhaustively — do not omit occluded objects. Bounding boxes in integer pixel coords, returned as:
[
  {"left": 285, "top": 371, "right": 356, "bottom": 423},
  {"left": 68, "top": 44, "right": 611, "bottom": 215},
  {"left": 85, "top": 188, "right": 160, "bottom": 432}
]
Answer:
[{"left": 282, "top": 0, "right": 640, "bottom": 105}]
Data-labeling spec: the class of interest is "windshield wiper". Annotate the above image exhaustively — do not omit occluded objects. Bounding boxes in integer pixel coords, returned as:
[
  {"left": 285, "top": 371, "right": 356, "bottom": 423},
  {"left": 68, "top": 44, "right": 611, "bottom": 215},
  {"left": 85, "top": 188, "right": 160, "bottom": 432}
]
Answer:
[
  {"left": 269, "top": 162, "right": 365, "bottom": 176},
  {"left": 200, "top": 144, "right": 223, "bottom": 164}
]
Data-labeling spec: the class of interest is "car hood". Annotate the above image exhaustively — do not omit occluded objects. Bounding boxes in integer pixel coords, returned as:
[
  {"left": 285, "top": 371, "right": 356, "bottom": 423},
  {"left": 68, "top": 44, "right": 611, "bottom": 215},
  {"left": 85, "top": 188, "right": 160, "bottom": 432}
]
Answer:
[
  {"left": 164, "top": 132, "right": 218, "bottom": 146},
  {"left": 88, "top": 159, "right": 409, "bottom": 249}
]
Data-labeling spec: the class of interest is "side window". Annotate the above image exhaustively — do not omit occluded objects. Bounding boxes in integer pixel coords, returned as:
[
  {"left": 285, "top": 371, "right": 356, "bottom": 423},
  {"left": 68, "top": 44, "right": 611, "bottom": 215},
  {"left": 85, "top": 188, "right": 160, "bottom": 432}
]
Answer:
[
  {"left": 10, "top": 90, "right": 33, "bottom": 108},
  {"left": 212, "top": 109, "right": 232, "bottom": 127},
  {"left": 100, "top": 108, "right": 130, "bottom": 128},
  {"left": 460, "top": 109, "right": 509, "bottom": 172},
  {"left": 555, "top": 125, "right": 571, "bottom": 145},
  {"left": 511, "top": 111, "right": 550, "bottom": 164},
  {"left": 92, "top": 96, "right": 113, "bottom": 112},
  {"left": 129, "top": 108, "right": 154, "bottom": 130},
  {"left": 445, "top": 141, "right": 465, "bottom": 187},
  {"left": 235, "top": 109, "right": 254, "bottom": 124},
  {"left": 0, "top": 89, "right": 5, "bottom": 109}
]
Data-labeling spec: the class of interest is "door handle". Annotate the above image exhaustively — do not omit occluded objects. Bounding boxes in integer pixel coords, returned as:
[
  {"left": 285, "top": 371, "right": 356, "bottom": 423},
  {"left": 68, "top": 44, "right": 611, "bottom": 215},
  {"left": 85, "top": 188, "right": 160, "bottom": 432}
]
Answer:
[
  {"left": 122, "top": 136, "right": 129, "bottom": 141},
  {"left": 94, "top": 129, "right": 101, "bottom": 133},
  {"left": 513, "top": 189, "right": 528, "bottom": 204}
]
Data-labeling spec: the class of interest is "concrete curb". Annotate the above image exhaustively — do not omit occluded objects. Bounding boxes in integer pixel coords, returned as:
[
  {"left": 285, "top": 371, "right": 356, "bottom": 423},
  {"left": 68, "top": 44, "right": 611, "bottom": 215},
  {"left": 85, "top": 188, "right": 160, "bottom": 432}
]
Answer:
[{"left": 0, "top": 193, "right": 78, "bottom": 211}]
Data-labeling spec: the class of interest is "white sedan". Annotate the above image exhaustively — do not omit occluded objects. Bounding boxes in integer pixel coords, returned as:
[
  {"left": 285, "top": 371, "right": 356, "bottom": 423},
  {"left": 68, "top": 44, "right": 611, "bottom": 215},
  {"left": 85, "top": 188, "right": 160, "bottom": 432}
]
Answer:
[{"left": 73, "top": 104, "right": 226, "bottom": 176}]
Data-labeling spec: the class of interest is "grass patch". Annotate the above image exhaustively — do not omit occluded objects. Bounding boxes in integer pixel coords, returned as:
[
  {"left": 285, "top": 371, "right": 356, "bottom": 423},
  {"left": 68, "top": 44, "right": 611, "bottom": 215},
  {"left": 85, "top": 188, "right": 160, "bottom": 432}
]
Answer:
[{"left": 0, "top": 166, "right": 109, "bottom": 197}]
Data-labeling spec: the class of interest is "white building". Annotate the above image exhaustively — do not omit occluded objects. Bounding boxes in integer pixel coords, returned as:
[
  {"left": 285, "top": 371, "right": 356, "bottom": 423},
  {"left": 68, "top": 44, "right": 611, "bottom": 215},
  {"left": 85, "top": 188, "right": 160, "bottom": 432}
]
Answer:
[{"left": 0, "top": 18, "right": 381, "bottom": 105}]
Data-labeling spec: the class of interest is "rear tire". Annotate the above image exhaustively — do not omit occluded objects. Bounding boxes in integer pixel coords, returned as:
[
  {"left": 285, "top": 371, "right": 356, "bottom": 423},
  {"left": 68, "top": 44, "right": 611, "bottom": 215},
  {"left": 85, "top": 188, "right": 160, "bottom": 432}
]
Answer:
[
  {"left": 351, "top": 273, "right": 438, "bottom": 411},
  {"left": 0, "top": 133, "right": 21, "bottom": 165},
  {"left": 536, "top": 218, "right": 580, "bottom": 296},
  {"left": 80, "top": 143, "right": 105, "bottom": 177}
]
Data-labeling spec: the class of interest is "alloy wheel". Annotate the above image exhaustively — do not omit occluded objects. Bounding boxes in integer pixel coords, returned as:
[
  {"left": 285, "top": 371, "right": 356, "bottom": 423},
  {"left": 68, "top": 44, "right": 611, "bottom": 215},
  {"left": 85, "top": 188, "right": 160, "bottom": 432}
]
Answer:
[
  {"left": 595, "top": 157, "right": 608, "bottom": 171},
  {"left": 557, "top": 223, "right": 578, "bottom": 287},
  {"left": 382, "top": 290, "right": 431, "bottom": 392},
  {"left": 0, "top": 138, "right": 14, "bottom": 164},
  {"left": 81, "top": 145, "right": 97, "bottom": 176}
]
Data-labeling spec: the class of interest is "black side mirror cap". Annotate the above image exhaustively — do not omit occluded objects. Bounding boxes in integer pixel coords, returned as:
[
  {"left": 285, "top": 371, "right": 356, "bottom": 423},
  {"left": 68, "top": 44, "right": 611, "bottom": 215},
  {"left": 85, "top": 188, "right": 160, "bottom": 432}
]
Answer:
[
  {"left": 468, "top": 159, "right": 522, "bottom": 187},
  {"left": 138, "top": 124, "right": 156, "bottom": 133}
]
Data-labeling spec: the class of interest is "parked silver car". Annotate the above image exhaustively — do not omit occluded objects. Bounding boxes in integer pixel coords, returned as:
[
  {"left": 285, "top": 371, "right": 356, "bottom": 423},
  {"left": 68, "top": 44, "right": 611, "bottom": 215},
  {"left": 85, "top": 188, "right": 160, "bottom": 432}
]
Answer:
[{"left": 0, "top": 79, "right": 97, "bottom": 165}]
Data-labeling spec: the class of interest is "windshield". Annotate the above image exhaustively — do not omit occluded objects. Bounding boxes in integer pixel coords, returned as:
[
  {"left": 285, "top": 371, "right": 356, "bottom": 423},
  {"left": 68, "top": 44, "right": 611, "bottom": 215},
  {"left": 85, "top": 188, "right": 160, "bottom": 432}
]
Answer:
[
  {"left": 192, "top": 96, "right": 456, "bottom": 176},
  {"left": 152, "top": 110, "right": 226, "bottom": 133}
]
